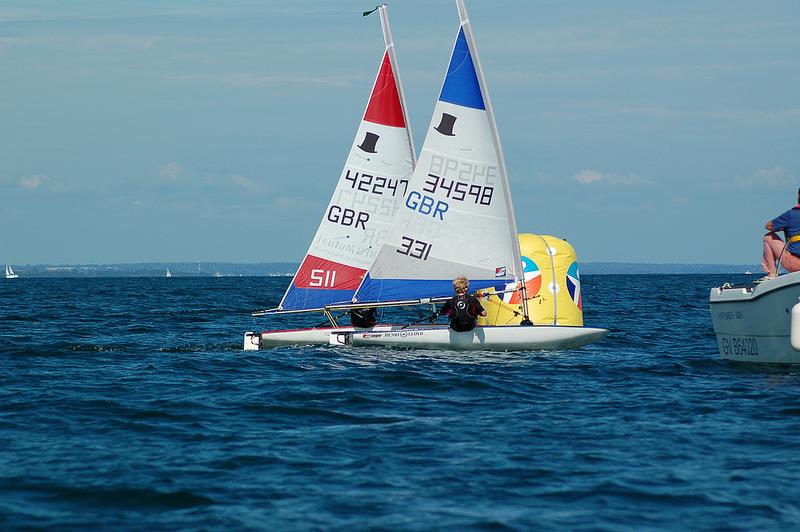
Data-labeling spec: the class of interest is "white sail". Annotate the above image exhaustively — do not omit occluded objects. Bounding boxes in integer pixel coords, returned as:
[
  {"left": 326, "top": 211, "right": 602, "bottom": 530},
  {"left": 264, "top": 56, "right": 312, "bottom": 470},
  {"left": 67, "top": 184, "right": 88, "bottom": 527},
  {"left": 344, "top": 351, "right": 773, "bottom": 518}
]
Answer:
[
  {"left": 354, "top": 0, "right": 524, "bottom": 307},
  {"left": 278, "top": 5, "right": 416, "bottom": 311},
  {"left": 166, "top": 268, "right": 172, "bottom": 278},
  {"left": 5, "top": 264, "right": 19, "bottom": 279}
]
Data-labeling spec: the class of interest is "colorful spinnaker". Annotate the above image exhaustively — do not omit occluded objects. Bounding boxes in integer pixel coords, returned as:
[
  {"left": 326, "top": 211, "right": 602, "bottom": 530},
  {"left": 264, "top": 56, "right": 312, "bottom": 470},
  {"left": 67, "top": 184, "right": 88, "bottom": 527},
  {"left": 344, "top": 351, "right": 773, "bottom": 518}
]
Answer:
[
  {"left": 278, "top": 5, "right": 416, "bottom": 311},
  {"left": 353, "top": 0, "right": 526, "bottom": 311}
]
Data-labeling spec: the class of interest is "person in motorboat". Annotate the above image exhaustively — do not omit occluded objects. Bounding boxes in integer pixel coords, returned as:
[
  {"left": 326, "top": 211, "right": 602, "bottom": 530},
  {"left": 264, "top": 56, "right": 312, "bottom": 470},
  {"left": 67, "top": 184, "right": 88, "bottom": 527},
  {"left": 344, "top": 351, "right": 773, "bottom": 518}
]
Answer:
[
  {"left": 350, "top": 307, "right": 377, "bottom": 328},
  {"left": 759, "top": 188, "right": 800, "bottom": 282},
  {"left": 439, "top": 275, "right": 487, "bottom": 332}
]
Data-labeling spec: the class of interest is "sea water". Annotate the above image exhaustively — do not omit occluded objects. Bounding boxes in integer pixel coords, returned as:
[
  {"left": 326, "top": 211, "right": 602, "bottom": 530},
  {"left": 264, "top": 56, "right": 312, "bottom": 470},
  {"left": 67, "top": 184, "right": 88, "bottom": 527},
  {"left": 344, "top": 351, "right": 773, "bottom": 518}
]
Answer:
[{"left": 1, "top": 275, "right": 799, "bottom": 529}]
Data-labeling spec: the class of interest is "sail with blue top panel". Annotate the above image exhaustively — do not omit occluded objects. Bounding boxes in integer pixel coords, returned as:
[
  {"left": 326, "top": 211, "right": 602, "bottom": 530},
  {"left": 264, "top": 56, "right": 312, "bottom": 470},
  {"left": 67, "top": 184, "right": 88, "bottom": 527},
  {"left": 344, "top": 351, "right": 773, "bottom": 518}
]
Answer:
[
  {"left": 439, "top": 28, "right": 485, "bottom": 110},
  {"left": 353, "top": 0, "right": 525, "bottom": 306}
]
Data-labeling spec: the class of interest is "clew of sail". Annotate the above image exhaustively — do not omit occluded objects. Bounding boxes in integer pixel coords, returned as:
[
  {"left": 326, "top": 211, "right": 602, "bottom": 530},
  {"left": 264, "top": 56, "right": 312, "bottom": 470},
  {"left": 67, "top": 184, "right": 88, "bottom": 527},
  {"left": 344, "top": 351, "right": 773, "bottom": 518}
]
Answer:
[
  {"left": 278, "top": 6, "right": 416, "bottom": 311},
  {"left": 353, "top": 0, "right": 523, "bottom": 305}
]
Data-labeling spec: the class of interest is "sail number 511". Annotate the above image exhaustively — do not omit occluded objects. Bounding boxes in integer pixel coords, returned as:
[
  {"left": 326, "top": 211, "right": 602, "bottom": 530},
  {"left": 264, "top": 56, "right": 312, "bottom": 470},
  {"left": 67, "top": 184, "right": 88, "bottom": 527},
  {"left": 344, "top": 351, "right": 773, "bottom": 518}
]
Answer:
[
  {"left": 309, "top": 269, "right": 337, "bottom": 288},
  {"left": 396, "top": 236, "right": 432, "bottom": 260}
]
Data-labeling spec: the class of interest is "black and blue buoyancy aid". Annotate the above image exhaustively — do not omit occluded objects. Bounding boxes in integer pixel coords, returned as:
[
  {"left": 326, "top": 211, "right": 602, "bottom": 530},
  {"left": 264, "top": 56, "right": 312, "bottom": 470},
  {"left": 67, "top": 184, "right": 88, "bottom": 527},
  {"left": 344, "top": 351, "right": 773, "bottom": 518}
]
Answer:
[{"left": 448, "top": 294, "right": 478, "bottom": 332}]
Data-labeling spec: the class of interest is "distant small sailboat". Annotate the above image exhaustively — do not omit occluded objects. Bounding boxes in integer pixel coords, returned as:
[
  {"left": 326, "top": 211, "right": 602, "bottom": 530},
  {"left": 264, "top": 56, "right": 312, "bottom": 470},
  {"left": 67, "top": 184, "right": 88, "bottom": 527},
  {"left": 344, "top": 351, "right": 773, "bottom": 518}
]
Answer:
[
  {"left": 166, "top": 268, "right": 172, "bottom": 278},
  {"left": 5, "top": 264, "right": 19, "bottom": 279}
]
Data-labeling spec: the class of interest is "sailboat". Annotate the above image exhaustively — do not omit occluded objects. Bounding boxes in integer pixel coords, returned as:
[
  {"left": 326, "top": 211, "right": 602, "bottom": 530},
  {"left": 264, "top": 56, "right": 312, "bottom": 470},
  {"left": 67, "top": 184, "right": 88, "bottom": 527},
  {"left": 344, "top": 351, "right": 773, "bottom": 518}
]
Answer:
[
  {"left": 244, "top": 1, "right": 607, "bottom": 350},
  {"left": 5, "top": 264, "right": 19, "bottom": 279},
  {"left": 166, "top": 268, "right": 172, "bottom": 278}
]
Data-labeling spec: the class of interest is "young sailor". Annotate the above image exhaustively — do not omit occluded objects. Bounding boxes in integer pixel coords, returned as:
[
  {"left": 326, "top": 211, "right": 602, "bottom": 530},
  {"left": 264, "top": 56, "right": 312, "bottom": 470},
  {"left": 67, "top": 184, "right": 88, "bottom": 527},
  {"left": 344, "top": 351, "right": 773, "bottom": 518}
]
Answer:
[
  {"left": 760, "top": 187, "right": 800, "bottom": 282},
  {"left": 439, "top": 276, "right": 487, "bottom": 332}
]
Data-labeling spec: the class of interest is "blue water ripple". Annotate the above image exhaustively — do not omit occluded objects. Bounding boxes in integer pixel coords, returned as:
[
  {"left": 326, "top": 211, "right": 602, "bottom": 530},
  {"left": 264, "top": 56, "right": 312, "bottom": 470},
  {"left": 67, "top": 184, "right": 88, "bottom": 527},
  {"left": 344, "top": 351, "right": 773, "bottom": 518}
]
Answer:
[{"left": 1, "top": 275, "right": 800, "bottom": 528}]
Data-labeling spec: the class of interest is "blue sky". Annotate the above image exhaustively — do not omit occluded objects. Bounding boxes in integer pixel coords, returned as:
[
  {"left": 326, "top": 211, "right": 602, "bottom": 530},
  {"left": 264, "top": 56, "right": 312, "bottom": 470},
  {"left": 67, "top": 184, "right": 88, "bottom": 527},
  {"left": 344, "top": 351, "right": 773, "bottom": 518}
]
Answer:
[{"left": 1, "top": 0, "right": 798, "bottom": 264}]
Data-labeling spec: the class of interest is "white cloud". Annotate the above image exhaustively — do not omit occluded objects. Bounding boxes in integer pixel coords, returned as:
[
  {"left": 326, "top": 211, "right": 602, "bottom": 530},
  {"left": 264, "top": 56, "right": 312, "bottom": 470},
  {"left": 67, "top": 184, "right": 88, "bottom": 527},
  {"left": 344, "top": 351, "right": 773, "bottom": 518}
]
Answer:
[
  {"left": 575, "top": 170, "right": 603, "bottom": 184},
  {"left": 229, "top": 174, "right": 266, "bottom": 193},
  {"left": 153, "top": 163, "right": 268, "bottom": 194},
  {"left": 276, "top": 196, "right": 318, "bottom": 213},
  {"left": 155, "top": 162, "right": 185, "bottom": 181},
  {"left": 165, "top": 72, "right": 358, "bottom": 88},
  {"left": 736, "top": 165, "right": 795, "bottom": 188},
  {"left": 0, "top": 34, "right": 166, "bottom": 52},
  {"left": 617, "top": 106, "right": 800, "bottom": 122},
  {"left": 573, "top": 169, "right": 644, "bottom": 186},
  {"left": 19, "top": 175, "right": 48, "bottom": 189}
]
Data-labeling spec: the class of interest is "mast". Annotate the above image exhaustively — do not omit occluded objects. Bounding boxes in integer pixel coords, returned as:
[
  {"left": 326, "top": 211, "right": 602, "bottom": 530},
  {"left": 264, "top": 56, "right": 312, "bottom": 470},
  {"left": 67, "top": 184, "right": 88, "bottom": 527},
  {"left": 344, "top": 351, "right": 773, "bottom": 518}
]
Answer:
[
  {"left": 455, "top": 0, "right": 532, "bottom": 324},
  {"left": 379, "top": 4, "right": 416, "bottom": 166}
]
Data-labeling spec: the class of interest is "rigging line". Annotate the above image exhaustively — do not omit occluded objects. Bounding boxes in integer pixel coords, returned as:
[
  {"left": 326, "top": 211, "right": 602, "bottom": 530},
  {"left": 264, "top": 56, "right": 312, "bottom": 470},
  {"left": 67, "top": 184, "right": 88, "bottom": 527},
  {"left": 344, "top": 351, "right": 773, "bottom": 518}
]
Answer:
[{"left": 311, "top": 312, "right": 347, "bottom": 329}]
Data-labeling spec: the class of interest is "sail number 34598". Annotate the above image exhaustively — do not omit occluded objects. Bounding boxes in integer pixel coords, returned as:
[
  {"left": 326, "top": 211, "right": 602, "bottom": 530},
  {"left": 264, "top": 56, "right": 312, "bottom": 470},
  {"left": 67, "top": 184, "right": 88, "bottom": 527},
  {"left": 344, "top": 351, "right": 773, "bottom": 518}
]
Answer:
[{"left": 396, "top": 236, "right": 432, "bottom": 260}]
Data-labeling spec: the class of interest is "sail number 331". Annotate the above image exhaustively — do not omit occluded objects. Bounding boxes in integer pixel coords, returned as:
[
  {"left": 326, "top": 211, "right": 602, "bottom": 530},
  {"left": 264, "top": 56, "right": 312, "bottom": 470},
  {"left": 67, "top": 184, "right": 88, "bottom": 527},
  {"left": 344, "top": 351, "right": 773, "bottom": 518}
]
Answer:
[{"left": 396, "top": 236, "right": 432, "bottom": 260}]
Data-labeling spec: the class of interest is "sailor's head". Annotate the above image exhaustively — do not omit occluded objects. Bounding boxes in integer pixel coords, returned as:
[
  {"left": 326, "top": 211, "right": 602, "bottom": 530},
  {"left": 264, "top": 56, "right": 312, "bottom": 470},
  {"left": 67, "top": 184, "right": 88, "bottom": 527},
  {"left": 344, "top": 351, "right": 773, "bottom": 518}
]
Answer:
[{"left": 453, "top": 275, "right": 469, "bottom": 295}]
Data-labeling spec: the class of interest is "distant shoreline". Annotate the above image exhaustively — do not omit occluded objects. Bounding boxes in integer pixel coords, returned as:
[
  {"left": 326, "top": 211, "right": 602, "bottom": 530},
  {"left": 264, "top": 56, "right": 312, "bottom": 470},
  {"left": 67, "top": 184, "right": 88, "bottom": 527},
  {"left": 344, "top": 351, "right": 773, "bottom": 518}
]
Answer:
[{"left": 2, "top": 262, "right": 761, "bottom": 277}]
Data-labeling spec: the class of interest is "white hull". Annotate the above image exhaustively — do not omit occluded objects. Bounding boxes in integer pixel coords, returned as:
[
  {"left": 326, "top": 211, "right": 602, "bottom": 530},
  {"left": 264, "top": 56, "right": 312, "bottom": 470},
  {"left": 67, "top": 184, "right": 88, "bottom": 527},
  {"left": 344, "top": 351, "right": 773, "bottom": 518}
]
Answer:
[
  {"left": 245, "top": 324, "right": 607, "bottom": 351},
  {"left": 250, "top": 324, "right": 404, "bottom": 348},
  {"left": 709, "top": 272, "right": 800, "bottom": 363}
]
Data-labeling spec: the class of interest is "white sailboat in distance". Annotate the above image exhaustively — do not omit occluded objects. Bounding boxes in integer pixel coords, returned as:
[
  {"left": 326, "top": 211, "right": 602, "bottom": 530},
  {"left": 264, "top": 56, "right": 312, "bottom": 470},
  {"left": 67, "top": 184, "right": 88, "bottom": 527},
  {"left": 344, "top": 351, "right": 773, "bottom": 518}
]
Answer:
[
  {"left": 166, "top": 268, "right": 172, "bottom": 278},
  {"left": 5, "top": 264, "right": 19, "bottom": 279}
]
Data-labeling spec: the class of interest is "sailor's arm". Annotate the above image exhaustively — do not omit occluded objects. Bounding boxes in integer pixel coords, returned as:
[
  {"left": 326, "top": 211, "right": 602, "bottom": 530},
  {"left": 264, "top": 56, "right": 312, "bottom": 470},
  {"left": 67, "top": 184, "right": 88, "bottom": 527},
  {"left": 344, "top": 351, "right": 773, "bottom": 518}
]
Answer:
[{"left": 440, "top": 301, "right": 453, "bottom": 317}]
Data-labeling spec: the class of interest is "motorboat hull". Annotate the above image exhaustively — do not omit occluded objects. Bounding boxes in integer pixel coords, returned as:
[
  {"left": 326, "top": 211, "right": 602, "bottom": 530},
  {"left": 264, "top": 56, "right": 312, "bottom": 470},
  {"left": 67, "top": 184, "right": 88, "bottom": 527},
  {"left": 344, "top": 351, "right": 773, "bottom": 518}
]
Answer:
[
  {"left": 245, "top": 324, "right": 608, "bottom": 351},
  {"left": 709, "top": 272, "right": 800, "bottom": 363}
]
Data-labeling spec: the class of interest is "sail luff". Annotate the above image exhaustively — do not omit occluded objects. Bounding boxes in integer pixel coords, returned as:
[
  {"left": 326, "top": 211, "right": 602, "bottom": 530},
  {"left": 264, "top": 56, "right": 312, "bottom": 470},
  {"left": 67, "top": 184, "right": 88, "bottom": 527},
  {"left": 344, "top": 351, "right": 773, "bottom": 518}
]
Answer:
[{"left": 455, "top": 0, "right": 530, "bottom": 321}]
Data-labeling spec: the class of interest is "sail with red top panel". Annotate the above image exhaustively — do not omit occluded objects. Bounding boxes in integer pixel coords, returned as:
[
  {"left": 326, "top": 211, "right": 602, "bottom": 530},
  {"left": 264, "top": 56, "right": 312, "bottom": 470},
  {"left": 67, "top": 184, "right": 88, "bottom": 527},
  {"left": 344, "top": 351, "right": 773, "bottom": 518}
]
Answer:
[{"left": 278, "top": 5, "right": 416, "bottom": 311}]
